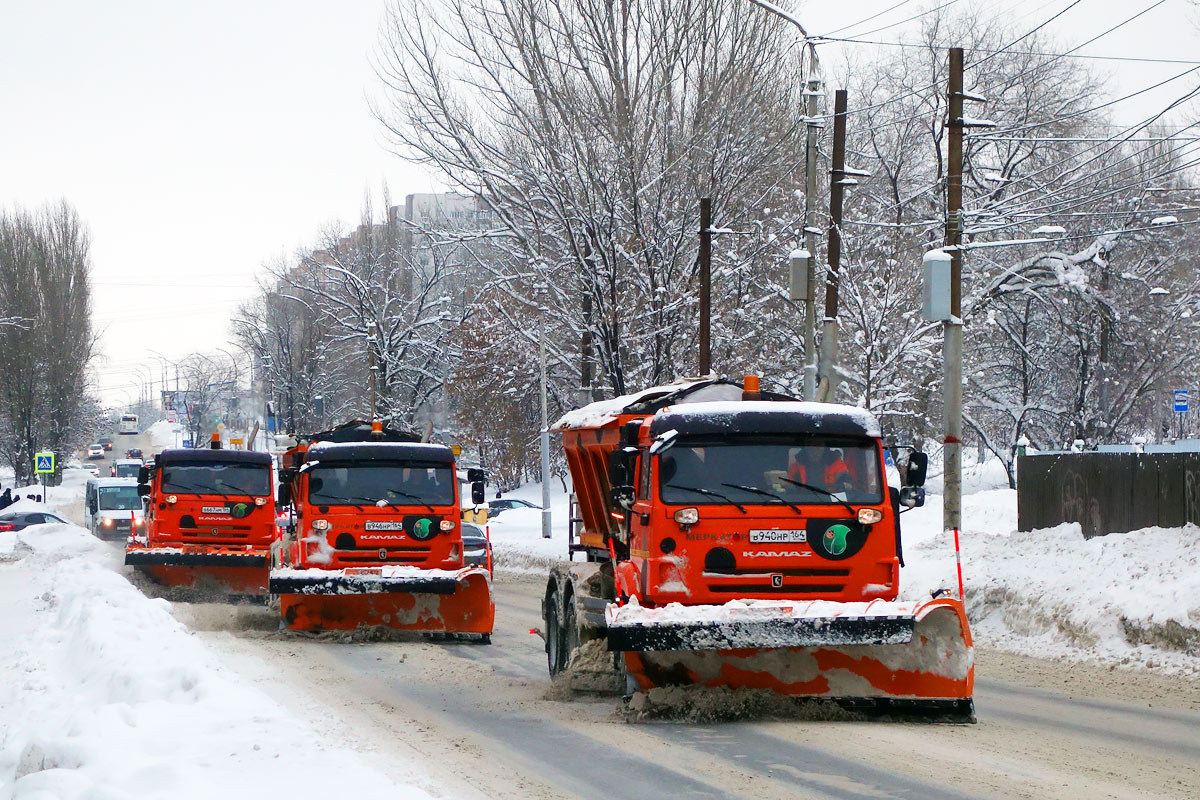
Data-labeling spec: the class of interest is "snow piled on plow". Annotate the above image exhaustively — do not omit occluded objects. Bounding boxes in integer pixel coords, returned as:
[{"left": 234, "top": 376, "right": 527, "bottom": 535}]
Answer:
[{"left": 0, "top": 524, "right": 436, "bottom": 800}]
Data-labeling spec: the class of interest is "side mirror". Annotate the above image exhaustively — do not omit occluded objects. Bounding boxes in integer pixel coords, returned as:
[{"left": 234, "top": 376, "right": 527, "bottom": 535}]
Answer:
[
  {"left": 137, "top": 466, "right": 150, "bottom": 484},
  {"left": 136, "top": 484, "right": 151, "bottom": 497},
  {"left": 471, "top": 481, "right": 485, "bottom": 506},
  {"left": 905, "top": 452, "right": 928, "bottom": 487},
  {"left": 609, "top": 485, "right": 635, "bottom": 511},
  {"left": 899, "top": 486, "right": 925, "bottom": 508},
  {"left": 466, "top": 468, "right": 485, "bottom": 483},
  {"left": 277, "top": 482, "right": 292, "bottom": 507}
]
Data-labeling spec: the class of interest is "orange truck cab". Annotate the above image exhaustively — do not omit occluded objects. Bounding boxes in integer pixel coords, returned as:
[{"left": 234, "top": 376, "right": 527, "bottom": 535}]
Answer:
[
  {"left": 543, "top": 378, "right": 974, "bottom": 719},
  {"left": 125, "top": 448, "right": 275, "bottom": 595},
  {"left": 270, "top": 423, "right": 493, "bottom": 637}
]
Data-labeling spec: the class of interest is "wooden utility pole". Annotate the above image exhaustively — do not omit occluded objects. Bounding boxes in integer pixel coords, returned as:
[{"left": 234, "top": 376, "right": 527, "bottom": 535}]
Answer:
[
  {"left": 945, "top": 47, "right": 965, "bottom": 537},
  {"left": 699, "top": 197, "right": 712, "bottom": 376},
  {"left": 818, "top": 89, "right": 848, "bottom": 402}
]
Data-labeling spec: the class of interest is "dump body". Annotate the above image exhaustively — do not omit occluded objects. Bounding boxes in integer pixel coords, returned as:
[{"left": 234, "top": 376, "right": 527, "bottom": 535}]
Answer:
[
  {"left": 125, "top": 448, "right": 275, "bottom": 595},
  {"left": 544, "top": 379, "right": 973, "bottom": 717},
  {"left": 271, "top": 426, "right": 493, "bottom": 636}
]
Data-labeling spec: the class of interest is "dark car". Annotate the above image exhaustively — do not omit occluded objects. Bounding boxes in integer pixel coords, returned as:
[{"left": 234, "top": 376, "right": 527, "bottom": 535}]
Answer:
[
  {"left": 100, "top": 437, "right": 114, "bottom": 451},
  {"left": 125, "top": 448, "right": 143, "bottom": 460},
  {"left": 488, "top": 497, "right": 540, "bottom": 518},
  {"left": 0, "top": 511, "right": 69, "bottom": 532},
  {"left": 461, "top": 522, "right": 492, "bottom": 573}
]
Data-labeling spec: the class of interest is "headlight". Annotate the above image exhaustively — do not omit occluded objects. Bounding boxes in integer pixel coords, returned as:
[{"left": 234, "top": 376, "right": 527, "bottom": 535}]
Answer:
[
  {"left": 673, "top": 507, "right": 699, "bottom": 525},
  {"left": 312, "top": 519, "right": 330, "bottom": 531},
  {"left": 102, "top": 518, "right": 113, "bottom": 527},
  {"left": 858, "top": 508, "right": 883, "bottom": 525},
  {"left": 439, "top": 519, "right": 455, "bottom": 531},
  {"left": 165, "top": 495, "right": 177, "bottom": 504},
  {"left": 254, "top": 497, "right": 267, "bottom": 506}
]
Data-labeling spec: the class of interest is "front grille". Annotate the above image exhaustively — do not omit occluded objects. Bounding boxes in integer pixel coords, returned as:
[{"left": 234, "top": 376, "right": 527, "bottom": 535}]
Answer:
[
  {"left": 707, "top": 583, "right": 845, "bottom": 594},
  {"left": 704, "top": 567, "right": 849, "bottom": 578},
  {"left": 338, "top": 552, "right": 430, "bottom": 564}
]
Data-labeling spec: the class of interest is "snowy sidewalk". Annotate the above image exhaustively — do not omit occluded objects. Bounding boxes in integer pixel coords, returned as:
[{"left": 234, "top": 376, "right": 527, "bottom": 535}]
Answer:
[{"left": 0, "top": 523, "right": 438, "bottom": 800}]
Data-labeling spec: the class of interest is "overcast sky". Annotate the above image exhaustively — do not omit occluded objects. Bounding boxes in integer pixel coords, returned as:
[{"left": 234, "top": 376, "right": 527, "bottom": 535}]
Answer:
[{"left": 1, "top": 0, "right": 1196, "bottom": 408}]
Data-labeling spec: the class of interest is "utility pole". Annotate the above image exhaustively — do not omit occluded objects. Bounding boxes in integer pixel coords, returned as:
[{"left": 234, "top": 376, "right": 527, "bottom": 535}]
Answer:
[
  {"left": 802, "top": 79, "right": 824, "bottom": 401},
  {"left": 945, "top": 47, "right": 965, "bottom": 540},
  {"left": 538, "top": 297, "right": 552, "bottom": 539},
  {"left": 699, "top": 197, "right": 712, "bottom": 376},
  {"left": 818, "top": 89, "right": 848, "bottom": 402}
]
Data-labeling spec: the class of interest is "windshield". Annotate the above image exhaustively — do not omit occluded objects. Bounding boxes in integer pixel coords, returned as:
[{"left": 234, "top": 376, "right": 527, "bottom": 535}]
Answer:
[
  {"left": 160, "top": 463, "right": 271, "bottom": 496},
  {"left": 307, "top": 463, "right": 455, "bottom": 507},
  {"left": 658, "top": 437, "right": 883, "bottom": 506},
  {"left": 98, "top": 485, "right": 141, "bottom": 511},
  {"left": 114, "top": 464, "right": 140, "bottom": 478}
]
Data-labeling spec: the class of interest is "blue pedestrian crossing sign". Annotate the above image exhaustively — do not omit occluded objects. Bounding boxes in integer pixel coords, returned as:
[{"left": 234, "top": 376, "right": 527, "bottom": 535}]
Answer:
[
  {"left": 1174, "top": 390, "right": 1189, "bottom": 413},
  {"left": 34, "top": 452, "right": 55, "bottom": 474}
]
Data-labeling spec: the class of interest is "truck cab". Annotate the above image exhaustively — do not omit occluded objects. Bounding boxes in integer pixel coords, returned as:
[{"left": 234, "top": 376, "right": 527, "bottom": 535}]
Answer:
[
  {"left": 610, "top": 401, "right": 910, "bottom": 607},
  {"left": 140, "top": 449, "right": 275, "bottom": 551},
  {"left": 281, "top": 442, "right": 466, "bottom": 571}
]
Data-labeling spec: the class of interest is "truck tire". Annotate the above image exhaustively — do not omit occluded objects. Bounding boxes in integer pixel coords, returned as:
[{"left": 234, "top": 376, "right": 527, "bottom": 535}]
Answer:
[{"left": 545, "top": 587, "right": 564, "bottom": 676}]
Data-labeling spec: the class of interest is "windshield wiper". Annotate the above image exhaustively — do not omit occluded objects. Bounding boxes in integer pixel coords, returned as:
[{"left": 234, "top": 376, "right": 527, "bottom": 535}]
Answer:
[
  {"left": 384, "top": 489, "right": 437, "bottom": 514},
  {"left": 778, "top": 477, "right": 856, "bottom": 517},
  {"left": 721, "top": 483, "right": 805, "bottom": 516},
  {"left": 665, "top": 484, "right": 747, "bottom": 514}
]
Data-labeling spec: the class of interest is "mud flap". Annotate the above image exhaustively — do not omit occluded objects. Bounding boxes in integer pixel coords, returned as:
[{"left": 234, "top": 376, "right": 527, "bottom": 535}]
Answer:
[
  {"left": 613, "top": 598, "right": 974, "bottom": 714},
  {"left": 272, "top": 567, "right": 495, "bottom": 633}
]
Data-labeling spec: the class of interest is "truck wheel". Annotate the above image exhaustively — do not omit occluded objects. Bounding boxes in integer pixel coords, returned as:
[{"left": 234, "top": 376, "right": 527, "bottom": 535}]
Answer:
[
  {"left": 546, "top": 589, "right": 563, "bottom": 676},
  {"left": 563, "top": 593, "right": 580, "bottom": 668}
]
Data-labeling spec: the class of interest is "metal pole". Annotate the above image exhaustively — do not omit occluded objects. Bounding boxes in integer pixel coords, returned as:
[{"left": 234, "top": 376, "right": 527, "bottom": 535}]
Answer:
[
  {"left": 802, "top": 79, "right": 823, "bottom": 401},
  {"left": 945, "top": 47, "right": 965, "bottom": 538},
  {"left": 699, "top": 197, "right": 712, "bottom": 376},
  {"left": 539, "top": 304, "right": 552, "bottom": 539},
  {"left": 819, "top": 89, "right": 848, "bottom": 402}
]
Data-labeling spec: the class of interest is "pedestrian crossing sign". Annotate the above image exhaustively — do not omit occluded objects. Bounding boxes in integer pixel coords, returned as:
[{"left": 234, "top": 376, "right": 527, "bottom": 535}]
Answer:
[{"left": 35, "top": 452, "right": 55, "bottom": 474}]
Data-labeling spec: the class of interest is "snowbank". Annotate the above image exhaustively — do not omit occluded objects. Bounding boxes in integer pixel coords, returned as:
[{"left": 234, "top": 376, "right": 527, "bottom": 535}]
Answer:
[
  {"left": 0, "top": 523, "right": 436, "bottom": 800},
  {"left": 902, "top": 514, "right": 1200, "bottom": 675},
  {"left": 145, "top": 419, "right": 184, "bottom": 453}
]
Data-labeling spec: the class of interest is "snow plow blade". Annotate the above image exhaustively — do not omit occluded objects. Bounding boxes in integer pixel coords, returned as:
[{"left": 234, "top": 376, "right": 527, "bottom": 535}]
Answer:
[
  {"left": 124, "top": 544, "right": 270, "bottom": 595},
  {"left": 271, "top": 566, "right": 495, "bottom": 634},
  {"left": 609, "top": 597, "right": 974, "bottom": 720}
]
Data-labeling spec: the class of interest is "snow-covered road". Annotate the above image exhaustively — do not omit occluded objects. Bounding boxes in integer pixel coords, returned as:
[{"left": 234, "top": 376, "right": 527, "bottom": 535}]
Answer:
[{"left": 172, "top": 568, "right": 1200, "bottom": 800}]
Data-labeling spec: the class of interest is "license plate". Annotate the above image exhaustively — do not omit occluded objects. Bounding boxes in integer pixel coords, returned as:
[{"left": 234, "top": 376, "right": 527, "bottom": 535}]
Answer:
[{"left": 749, "top": 529, "right": 807, "bottom": 544}]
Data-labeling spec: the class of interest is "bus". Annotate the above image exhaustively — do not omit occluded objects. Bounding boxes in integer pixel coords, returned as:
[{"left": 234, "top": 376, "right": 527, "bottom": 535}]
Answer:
[{"left": 119, "top": 413, "right": 139, "bottom": 435}]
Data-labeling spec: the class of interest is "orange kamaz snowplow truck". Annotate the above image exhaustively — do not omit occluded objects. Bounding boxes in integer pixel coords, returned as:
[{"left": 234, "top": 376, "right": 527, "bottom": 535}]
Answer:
[
  {"left": 542, "top": 377, "right": 974, "bottom": 720},
  {"left": 269, "top": 420, "right": 494, "bottom": 638},
  {"left": 125, "top": 446, "right": 275, "bottom": 595}
]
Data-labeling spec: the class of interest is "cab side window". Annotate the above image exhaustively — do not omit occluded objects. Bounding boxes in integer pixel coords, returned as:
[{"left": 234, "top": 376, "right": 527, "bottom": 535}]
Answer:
[{"left": 638, "top": 452, "right": 651, "bottom": 500}]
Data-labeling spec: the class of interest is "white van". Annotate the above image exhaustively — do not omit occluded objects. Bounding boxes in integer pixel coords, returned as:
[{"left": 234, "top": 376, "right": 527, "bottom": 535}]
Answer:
[
  {"left": 118, "top": 413, "right": 139, "bottom": 435},
  {"left": 84, "top": 478, "right": 144, "bottom": 539}
]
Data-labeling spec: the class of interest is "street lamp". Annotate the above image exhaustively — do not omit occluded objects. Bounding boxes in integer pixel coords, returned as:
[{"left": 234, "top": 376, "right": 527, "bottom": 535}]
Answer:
[{"left": 535, "top": 283, "right": 552, "bottom": 540}]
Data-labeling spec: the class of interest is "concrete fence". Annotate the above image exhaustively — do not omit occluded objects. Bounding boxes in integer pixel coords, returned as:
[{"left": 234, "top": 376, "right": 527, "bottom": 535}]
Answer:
[{"left": 1016, "top": 452, "right": 1200, "bottom": 537}]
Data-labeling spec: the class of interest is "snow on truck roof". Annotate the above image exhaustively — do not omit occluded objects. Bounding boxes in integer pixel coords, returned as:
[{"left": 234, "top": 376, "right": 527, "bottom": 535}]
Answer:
[
  {"left": 552, "top": 378, "right": 880, "bottom": 437},
  {"left": 553, "top": 378, "right": 745, "bottom": 429},
  {"left": 649, "top": 400, "right": 881, "bottom": 439},
  {"left": 155, "top": 449, "right": 273, "bottom": 466},
  {"left": 304, "top": 441, "right": 454, "bottom": 464}
]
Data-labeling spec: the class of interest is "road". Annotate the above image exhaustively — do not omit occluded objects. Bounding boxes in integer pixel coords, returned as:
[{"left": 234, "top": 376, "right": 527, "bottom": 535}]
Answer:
[{"left": 145, "top": 570, "right": 1200, "bottom": 800}]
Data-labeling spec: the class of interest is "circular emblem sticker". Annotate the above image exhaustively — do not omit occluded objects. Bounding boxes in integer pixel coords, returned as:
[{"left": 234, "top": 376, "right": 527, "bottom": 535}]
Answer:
[
  {"left": 807, "top": 520, "right": 868, "bottom": 561},
  {"left": 229, "top": 502, "right": 252, "bottom": 519},
  {"left": 824, "top": 524, "right": 851, "bottom": 556},
  {"left": 411, "top": 517, "right": 434, "bottom": 541}
]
